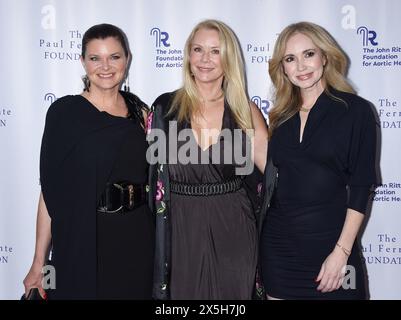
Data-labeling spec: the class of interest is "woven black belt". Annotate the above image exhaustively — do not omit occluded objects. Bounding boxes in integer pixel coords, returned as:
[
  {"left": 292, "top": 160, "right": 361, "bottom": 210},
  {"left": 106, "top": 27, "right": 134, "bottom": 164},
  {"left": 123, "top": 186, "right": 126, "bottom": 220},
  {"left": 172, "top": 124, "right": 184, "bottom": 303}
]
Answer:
[
  {"left": 97, "top": 181, "right": 147, "bottom": 214},
  {"left": 170, "top": 177, "right": 243, "bottom": 196}
]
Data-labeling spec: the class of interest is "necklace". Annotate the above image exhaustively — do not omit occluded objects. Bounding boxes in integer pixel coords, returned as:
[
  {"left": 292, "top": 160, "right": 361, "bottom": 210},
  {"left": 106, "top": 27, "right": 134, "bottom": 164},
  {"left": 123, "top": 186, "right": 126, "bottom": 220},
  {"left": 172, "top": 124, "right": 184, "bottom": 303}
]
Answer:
[
  {"left": 299, "top": 106, "right": 312, "bottom": 112},
  {"left": 84, "top": 92, "right": 128, "bottom": 117},
  {"left": 203, "top": 91, "right": 224, "bottom": 103}
]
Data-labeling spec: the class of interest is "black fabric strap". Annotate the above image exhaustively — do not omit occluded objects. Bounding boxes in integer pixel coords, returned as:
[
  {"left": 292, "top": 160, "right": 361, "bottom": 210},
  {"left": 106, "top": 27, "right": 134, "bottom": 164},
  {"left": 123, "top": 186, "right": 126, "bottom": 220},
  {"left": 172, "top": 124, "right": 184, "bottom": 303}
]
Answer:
[
  {"left": 170, "top": 177, "right": 243, "bottom": 196},
  {"left": 258, "top": 156, "right": 278, "bottom": 235},
  {"left": 97, "top": 181, "right": 147, "bottom": 213}
]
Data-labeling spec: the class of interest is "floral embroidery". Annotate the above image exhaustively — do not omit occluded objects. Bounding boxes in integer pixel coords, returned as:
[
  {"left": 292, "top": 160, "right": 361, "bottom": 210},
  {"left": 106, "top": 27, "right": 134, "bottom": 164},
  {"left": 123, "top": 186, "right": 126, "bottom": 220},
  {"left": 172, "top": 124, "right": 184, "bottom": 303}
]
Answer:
[
  {"left": 146, "top": 109, "right": 154, "bottom": 135},
  {"left": 157, "top": 200, "right": 166, "bottom": 214},
  {"left": 255, "top": 268, "right": 266, "bottom": 300},
  {"left": 257, "top": 182, "right": 263, "bottom": 196},
  {"left": 155, "top": 163, "right": 166, "bottom": 214},
  {"left": 156, "top": 180, "right": 165, "bottom": 201}
]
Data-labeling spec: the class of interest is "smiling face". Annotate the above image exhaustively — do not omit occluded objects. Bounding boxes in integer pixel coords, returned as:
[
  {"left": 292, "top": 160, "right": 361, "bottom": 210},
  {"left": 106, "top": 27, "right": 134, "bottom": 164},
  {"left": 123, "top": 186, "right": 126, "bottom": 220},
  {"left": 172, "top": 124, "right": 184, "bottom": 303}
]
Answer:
[
  {"left": 282, "top": 32, "right": 326, "bottom": 94},
  {"left": 81, "top": 36, "right": 128, "bottom": 92},
  {"left": 189, "top": 28, "right": 224, "bottom": 86}
]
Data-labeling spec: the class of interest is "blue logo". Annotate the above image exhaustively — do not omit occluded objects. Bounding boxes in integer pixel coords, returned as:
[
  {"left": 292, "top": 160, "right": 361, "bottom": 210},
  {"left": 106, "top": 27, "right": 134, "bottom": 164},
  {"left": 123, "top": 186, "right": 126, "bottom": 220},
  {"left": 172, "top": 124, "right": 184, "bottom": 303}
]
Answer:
[
  {"left": 44, "top": 93, "right": 57, "bottom": 105},
  {"left": 251, "top": 96, "right": 270, "bottom": 117},
  {"left": 150, "top": 28, "right": 170, "bottom": 48},
  {"left": 357, "top": 26, "right": 378, "bottom": 46}
]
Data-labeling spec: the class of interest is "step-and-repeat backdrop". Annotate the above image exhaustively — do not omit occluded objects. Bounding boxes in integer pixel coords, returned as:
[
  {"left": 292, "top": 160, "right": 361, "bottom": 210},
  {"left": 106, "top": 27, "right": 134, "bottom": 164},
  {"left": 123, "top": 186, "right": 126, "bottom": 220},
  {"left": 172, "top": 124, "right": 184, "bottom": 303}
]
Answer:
[{"left": 0, "top": 0, "right": 400, "bottom": 299}]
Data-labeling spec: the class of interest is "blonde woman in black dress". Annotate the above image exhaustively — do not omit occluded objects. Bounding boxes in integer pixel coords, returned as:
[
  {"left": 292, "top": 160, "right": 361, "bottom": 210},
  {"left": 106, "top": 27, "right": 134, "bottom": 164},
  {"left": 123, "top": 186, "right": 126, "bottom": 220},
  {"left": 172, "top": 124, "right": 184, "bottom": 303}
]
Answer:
[
  {"left": 260, "top": 22, "right": 378, "bottom": 300},
  {"left": 149, "top": 19, "right": 268, "bottom": 300}
]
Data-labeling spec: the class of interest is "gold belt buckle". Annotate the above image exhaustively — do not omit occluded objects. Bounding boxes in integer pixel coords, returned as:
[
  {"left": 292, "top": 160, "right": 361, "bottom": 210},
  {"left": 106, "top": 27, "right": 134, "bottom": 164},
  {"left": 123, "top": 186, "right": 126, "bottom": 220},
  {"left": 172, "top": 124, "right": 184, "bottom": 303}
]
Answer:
[
  {"left": 112, "top": 182, "right": 135, "bottom": 212},
  {"left": 127, "top": 184, "right": 135, "bottom": 209}
]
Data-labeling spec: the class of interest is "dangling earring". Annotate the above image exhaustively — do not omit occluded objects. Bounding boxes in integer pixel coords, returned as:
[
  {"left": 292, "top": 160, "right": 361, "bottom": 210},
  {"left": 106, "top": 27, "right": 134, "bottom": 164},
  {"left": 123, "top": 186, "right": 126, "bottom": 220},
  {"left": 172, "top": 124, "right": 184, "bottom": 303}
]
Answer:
[
  {"left": 82, "top": 75, "right": 90, "bottom": 92},
  {"left": 123, "top": 75, "right": 130, "bottom": 92}
]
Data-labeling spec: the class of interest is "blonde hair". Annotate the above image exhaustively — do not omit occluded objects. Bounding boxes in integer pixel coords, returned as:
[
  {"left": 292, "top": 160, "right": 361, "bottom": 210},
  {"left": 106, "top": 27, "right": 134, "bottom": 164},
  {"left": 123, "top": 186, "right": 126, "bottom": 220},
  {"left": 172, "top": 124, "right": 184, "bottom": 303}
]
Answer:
[
  {"left": 169, "top": 19, "right": 253, "bottom": 131},
  {"left": 268, "top": 21, "right": 355, "bottom": 137}
]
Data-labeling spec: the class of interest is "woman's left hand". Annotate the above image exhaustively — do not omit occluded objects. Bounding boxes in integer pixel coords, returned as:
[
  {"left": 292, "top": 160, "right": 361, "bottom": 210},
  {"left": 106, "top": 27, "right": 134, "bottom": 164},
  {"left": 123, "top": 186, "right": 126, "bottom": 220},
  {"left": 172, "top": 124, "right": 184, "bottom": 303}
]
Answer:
[{"left": 315, "top": 247, "right": 349, "bottom": 292}]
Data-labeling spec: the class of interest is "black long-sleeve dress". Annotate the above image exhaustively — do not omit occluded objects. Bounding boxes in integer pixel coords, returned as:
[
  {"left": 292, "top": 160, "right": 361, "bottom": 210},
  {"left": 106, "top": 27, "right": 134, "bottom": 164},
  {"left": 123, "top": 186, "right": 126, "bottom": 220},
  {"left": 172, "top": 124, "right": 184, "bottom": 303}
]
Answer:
[
  {"left": 260, "top": 89, "right": 378, "bottom": 299},
  {"left": 40, "top": 91, "right": 154, "bottom": 299}
]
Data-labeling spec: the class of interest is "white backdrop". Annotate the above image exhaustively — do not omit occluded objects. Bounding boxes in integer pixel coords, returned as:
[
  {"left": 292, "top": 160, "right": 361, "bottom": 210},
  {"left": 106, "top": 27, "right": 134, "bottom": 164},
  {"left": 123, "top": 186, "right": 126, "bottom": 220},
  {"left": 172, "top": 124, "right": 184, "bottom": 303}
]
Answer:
[{"left": 0, "top": 0, "right": 400, "bottom": 300}]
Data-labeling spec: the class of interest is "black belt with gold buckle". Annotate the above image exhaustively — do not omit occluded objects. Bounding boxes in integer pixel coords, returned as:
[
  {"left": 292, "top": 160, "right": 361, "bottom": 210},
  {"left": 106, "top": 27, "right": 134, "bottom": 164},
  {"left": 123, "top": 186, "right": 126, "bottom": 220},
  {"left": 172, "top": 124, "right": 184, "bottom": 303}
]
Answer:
[{"left": 97, "top": 181, "right": 147, "bottom": 214}]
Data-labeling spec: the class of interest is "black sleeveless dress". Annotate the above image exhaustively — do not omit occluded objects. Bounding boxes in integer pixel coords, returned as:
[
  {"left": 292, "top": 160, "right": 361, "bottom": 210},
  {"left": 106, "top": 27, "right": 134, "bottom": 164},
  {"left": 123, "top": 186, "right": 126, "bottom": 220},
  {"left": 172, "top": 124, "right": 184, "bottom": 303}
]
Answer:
[
  {"left": 96, "top": 109, "right": 155, "bottom": 299},
  {"left": 168, "top": 103, "right": 258, "bottom": 300}
]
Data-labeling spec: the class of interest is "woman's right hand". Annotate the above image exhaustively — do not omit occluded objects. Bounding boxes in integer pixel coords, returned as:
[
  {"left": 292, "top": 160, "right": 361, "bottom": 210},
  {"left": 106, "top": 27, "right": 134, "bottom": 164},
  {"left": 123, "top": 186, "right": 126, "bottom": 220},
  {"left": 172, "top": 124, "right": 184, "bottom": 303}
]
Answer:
[
  {"left": 23, "top": 192, "right": 52, "bottom": 299},
  {"left": 23, "top": 263, "right": 46, "bottom": 299}
]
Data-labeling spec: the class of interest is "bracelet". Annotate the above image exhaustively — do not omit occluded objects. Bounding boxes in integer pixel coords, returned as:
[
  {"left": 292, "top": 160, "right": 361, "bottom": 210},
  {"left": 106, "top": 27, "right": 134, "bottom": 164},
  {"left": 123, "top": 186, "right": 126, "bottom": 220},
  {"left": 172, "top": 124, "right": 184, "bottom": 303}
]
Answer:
[{"left": 336, "top": 243, "right": 351, "bottom": 256}]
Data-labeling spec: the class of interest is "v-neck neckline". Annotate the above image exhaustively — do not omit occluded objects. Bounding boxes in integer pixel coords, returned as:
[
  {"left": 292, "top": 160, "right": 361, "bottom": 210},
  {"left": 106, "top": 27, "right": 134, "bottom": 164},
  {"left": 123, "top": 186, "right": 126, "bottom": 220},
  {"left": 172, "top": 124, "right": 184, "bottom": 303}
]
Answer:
[
  {"left": 190, "top": 102, "right": 227, "bottom": 152},
  {"left": 293, "top": 90, "right": 330, "bottom": 146},
  {"left": 298, "top": 111, "right": 309, "bottom": 144}
]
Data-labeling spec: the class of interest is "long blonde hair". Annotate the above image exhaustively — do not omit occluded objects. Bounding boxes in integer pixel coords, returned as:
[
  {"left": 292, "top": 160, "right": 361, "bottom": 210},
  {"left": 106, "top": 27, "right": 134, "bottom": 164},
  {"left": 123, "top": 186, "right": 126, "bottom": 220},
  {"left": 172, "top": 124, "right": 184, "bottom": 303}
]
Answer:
[
  {"left": 268, "top": 21, "right": 355, "bottom": 137},
  {"left": 169, "top": 19, "right": 253, "bottom": 131}
]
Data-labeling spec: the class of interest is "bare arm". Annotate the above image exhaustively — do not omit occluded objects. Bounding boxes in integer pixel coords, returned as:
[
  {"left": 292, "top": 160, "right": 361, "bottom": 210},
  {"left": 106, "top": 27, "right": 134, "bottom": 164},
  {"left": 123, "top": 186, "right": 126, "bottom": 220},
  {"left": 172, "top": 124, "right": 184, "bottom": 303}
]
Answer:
[
  {"left": 32, "top": 192, "right": 52, "bottom": 265},
  {"left": 335, "top": 209, "right": 364, "bottom": 254},
  {"left": 316, "top": 208, "right": 364, "bottom": 292},
  {"left": 250, "top": 101, "right": 269, "bottom": 174},
  {"left": 23, "top": 192, "right": 52, "bottom": 297}
]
